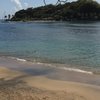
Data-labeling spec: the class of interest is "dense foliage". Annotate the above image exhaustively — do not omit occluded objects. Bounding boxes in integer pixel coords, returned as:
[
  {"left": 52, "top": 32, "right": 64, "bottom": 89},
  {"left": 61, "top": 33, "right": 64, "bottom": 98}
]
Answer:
[{"left": 11, "top": 0, "right": 100, "bottom": 21}]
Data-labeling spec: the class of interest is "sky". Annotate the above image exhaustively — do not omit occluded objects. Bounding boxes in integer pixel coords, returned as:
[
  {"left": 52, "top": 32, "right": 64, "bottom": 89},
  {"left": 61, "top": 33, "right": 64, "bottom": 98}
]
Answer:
[{"left": 0, "top": 0, "right": 100, "bottom": 19}]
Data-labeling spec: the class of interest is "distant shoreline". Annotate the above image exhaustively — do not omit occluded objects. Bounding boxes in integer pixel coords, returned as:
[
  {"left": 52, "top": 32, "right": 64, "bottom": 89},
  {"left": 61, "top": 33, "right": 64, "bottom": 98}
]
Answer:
[
  {"left": 5, "top": 19, "right": 100, "bottom": 23},
  {"left": 10, "top": 0, "right": 100, "bottom": 21}
]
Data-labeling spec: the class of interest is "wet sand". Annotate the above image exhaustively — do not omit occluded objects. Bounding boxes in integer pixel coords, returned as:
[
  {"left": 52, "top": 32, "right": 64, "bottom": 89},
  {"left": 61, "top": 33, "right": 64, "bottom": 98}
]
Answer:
[
  {"left": 0, "top": 66, "right": 100, "bottom": 100},
  {"left": 0, "top": 57, "right": 100, "bottom": 86}
]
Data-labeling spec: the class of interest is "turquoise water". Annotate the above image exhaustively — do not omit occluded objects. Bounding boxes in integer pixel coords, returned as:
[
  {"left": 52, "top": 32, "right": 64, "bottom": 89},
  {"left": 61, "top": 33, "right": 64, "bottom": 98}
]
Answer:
[{"left": 0, "top": 21, "right": 100, "bottom": 72}]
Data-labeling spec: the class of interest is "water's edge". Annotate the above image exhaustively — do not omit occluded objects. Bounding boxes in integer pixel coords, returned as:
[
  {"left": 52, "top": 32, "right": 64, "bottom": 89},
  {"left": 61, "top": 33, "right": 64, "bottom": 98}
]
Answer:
[
  {"left": 1, "top": 56, "right": 95, "bottom": 75},
  {"left": 0, "top": 56, "right": 100, "bottom": 87}
]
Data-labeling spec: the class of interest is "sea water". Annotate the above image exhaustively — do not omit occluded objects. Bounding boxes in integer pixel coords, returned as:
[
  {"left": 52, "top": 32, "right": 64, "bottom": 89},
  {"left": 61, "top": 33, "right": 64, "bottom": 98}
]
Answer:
[{"left": 0, "top": 21, "right": 100, "bottom": 73}]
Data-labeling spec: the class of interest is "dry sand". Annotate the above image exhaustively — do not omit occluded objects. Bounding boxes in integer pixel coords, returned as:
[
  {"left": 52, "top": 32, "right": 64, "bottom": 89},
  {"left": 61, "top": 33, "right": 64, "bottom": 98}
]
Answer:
[{"left": 0, "top": 66, "right": 100, "bottom": 100}]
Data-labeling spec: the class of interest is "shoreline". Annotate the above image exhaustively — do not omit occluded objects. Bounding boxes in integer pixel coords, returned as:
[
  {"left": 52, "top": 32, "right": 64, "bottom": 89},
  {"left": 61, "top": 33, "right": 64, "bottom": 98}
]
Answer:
[
  {"left": 0, "top": 56, "right": 100, "bottom": 87},
  {"left": 0, "top": 66, "right": 100, "bottom": 100},
  {"left": 9, "top": 56, "right": 93, "bottom": 75},
  {"left": 1, "top": 56, "right": 99, "bottom": 75},
  {"left": 4, "top": 20, "right": 100, "bottom": 24}
]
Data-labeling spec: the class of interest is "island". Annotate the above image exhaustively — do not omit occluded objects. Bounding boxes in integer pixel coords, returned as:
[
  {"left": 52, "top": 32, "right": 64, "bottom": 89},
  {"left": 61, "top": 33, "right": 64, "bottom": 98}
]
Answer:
[{"left": 11, "top": 0, "right": 100, "bottom": 21}]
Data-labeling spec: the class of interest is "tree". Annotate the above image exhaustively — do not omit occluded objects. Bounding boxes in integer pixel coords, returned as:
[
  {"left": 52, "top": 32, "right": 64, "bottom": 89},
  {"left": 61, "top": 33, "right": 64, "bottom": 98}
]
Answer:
[
  {"left": 8, "top": 14, "right": 11, "bottom": 19},
  {"left": 11, "top": 0, "right": 100, "bottom": 21},
  {"left": 4, "top": 15, "right": 7, "bottom": 19}
]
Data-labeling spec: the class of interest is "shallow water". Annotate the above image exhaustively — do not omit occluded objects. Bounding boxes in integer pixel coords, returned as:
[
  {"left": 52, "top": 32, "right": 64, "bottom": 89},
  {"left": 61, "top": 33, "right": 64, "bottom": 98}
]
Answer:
[
  {"left": 0, "top": 21, "right": 100, "bottom": 72},
  {"left": 0, "top": 57, "right": 100, "bottom": 86}
]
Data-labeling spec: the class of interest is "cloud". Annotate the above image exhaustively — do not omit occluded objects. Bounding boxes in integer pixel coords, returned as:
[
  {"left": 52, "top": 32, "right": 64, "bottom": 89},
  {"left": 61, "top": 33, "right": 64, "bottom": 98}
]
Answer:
[{"left": 11, "top": 0, "right": 22, "bottom": 10}]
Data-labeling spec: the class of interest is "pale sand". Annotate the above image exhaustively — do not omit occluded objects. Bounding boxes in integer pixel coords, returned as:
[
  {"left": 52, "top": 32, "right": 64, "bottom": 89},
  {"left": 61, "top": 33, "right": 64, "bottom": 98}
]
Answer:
[{"left": 0, "top": 66, "right": 100, "bottom": 100}]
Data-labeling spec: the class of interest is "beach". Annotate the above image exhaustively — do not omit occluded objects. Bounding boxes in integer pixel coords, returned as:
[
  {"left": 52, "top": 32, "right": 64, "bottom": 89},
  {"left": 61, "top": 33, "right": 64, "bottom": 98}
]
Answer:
[
  {"left": 0, "top": 21, "right": 100, "bottom": 100},
  {"left": 0, "top": 60, "right": 100, "bottom": 100}
]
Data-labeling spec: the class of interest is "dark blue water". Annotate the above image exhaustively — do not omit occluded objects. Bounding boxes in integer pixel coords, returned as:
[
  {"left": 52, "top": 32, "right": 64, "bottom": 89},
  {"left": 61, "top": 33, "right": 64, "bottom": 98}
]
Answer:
[{"left": 0, "top": 21, "right": 100, "bottom": 72}]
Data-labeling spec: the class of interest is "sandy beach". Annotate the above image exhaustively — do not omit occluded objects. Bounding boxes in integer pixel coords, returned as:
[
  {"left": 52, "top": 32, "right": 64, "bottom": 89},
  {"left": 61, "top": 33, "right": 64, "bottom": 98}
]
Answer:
[
  {"left": 1, "top": 13, "right": 100, "bottom": 100},
  {"left": 0, "top": 66, "right": 100, "bottom": 100}
]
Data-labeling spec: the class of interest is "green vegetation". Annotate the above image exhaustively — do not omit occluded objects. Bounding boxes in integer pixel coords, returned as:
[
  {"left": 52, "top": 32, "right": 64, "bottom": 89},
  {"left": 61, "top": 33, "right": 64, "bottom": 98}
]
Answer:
[{"left": 11, "top": 0, "right": 100, "bottom": 21}]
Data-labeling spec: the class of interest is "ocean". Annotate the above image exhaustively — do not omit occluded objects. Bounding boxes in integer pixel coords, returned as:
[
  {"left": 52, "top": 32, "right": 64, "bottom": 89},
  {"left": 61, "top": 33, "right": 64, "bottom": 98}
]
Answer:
[{"left": 0, "top": 21, "right": 100, "bottom": 74}]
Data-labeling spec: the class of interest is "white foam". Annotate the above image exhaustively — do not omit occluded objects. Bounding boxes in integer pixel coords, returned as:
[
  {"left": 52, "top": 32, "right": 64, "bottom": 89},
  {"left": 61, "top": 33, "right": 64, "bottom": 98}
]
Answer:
[
  {"left": 9, "top": 57, "right": 27, "bottom": 62},
  {"left": 31, "top": 62, "right": 93, "bottom": 75},
  {"left": 30, "top": 62, "right": 93, "bottom": 75},
  {"left": 58, "top": 67, "right": 93, "bottom": 74},
  {"left": 16, "top": 58, "right": 27, "bottom": 62},
  {"left": 7, "top": 56, "right": 93, "bottom": 75}
]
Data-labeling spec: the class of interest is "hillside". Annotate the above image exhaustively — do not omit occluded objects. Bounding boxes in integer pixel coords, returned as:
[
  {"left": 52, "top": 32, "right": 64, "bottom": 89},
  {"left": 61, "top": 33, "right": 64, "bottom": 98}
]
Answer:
[{"left": 11, "top": 0, "right": 100, "bottom": 21}]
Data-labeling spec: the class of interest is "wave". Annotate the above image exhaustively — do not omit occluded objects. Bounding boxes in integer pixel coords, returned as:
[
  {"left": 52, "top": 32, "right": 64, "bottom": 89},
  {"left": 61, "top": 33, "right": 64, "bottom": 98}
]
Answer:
[
  {"left": 8, "top": 57, "right": 27, "bottom": 62},
  {"left": 37, "top": 63, "right": 93, "bottom": 75},
  {"left": 29, "top": 61, "right": 93, "bottom": 75},
  {"left": 58, "top": 67, "right": 93, "bottom": 75},
  {"left": 6, "top": 56, "right": 93, "bottom": 75},
  {"left": 16, "top": 58, "right": 27, "bottom": 62}
]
